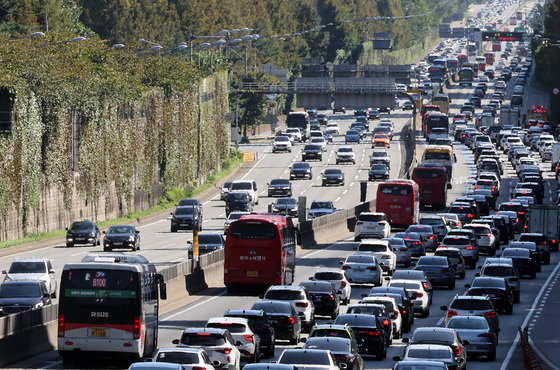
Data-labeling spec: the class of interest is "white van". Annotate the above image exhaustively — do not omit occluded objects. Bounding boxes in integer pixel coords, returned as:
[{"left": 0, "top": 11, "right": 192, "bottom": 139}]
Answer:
[{"left": 230, "top": 180, "right": 259, "bottom": 205}]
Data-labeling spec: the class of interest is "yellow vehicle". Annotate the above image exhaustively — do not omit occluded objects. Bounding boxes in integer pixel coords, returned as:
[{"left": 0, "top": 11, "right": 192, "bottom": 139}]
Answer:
[{"left": 421, "top": 145, "right": 456, "bottom": 180}]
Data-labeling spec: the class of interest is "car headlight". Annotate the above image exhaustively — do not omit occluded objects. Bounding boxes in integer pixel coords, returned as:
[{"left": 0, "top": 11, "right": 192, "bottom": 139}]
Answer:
[
  {"left": 128, "top": 236, "right": 135, "bottom": 241},
  {"left": 33, "top": 302, "right": 44, "bottom": 309},
  {"left": 322, "top": 176, "right": 327, "bottom": 180},
  {"left": 67, "top": 237, "right": 73, "bottom": 242}
]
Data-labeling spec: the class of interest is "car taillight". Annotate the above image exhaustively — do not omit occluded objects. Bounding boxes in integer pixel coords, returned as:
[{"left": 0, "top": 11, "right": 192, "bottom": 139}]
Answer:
[
  {"left": 518, "top": 211, "right": 525, "bottom": 215},
  {"left": 383, "top": 319, "right": 390, "bottom": 326},
  {"left": 244, "top": 334, "right": 254, "bottom": 342},
  {"left": 367, "top": 266, "right": 377, "bottom": 270},
  {"left": 58, "top": 315, "right": 65, "bottom": 337},
  {"left": 323, "top": 294, "right": 336, "bottom": 301},
  {"left": 401, "top": 309, "right": 407, "bottom": 315},
  {"left": 516, "top": 218, "right": 519, "bottom": 223},
  {"left": 452, "top": 345, "right": 462, "bottom": 355},
  {"left": 467, "top": 214, "right": 474, "bottom": 218},
  {"left": 416, "top": 292, "right": 424, "bottom": 297},
  {"left": 360, "top": 330, "right": 381, "bottom": 336},
  {"left": 382, "top": 254, "right": 391, "bottom": 259},
  {"left": 133, "top": 316, "right": 142, "bottom": 340},
  {"left": 280, "top": 316, "right": 296, "bottom": 324},
  {"left": 539, "top": 242, "right": 547, "bottom": 246},
  {"left": 475, "top": 185, "right": 478, "bottom": 190},
  {"left": 340, "top": 280, "right": 347, "bottom": 288},
  {"left": 465, "top": 246, "right": 473, "bottom": 250},
  {"left": 342, "top": 265, "right": 351, "bottom": 270},
  {"left": 485, "top": 311, "right": 497, "bottom": 318},
  {"left": 192, "top": 367, "right": 207, "bottom": 370},
  {"left": 423, "top": 282, "right": 430, "bottom": 290},
  {"left": 399, "top": 247, "right": 408, "bottom": 251},
  {"left": 509, "top": 277, "right": 518, "bottom": 282},
  {"left": 336, "top": 355, "right": 355, "bottom": 363},
  {"left": 216, "top": 348, "right": 232, "bottom": 355},
  {"left": 447, "top": 310, "right": 458, "bottom": 317},
  {"left": 428, "top": 235, "right": 435, "bottom": 240},
  {"left": 356, "top": 221, "right": 363, "bottom": 225},
  {"left": 486, "top": 234, "right": 492, "bottom": 237},
  {"left": 413, "top": 241, "right": 422, "bottom": 245},
  {"left": 524, "top": 225, "right": 528, "bottom": 229},
  {"left": 296, "top": 302, "right": 308, "bottom": 308}
]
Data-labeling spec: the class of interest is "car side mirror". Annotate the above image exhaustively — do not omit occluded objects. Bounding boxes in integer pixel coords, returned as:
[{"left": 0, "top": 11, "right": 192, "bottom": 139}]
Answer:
[
  {"left": 102, "top": 231, "right": 106, "bottom": 234},
  {"left": 475, "top": 273, "right": 480, "bottom": 277},
  {"left": 44, "top": 293, "right": 51, "bottom": 298},
  {"left": 299, "top": 337, "right": 307, "bottom": 343},
  {"left": 463, "top": 339, "right": 470, "bottom": 345},
  {"left": 361, "top": 294, "right": 368, "bottom": 298},
  {"left": 236, "top": 341, "right": 243, "bottom": 346},
  {"left": 187, "top": 241, "right": 192, "bottom": 244},
  {"left": 298, "top": 311, "right": 305, "bottom": 316},
  {"left": 336, "top": 290, "right": 343, "bottom": 295},
  {"left": 477, "top": 265, "right": 483, "bottom": 269},
  {"left": 65, "top": 227, "right": 69, "bottom": 231},
  {"left": 339, "top": 363, "right": 347, "bottom": 369},
  {"left": 136, "top": 230, "right": 140, "bottom": 233},
  {"left": 49, "top": 269, "right": 55, "bottom": 274},
  {"left": 172, "top": 339, "right": 179, "bottom": 345},
  {"left": 464, "top": 284, "right": 471, "bottom": 288},
  {"left": 440, "top": 305, "right": 448, "bottom": 311},
  {"left": 384, "top": 276, "right": 391, "bottom": 281},
  {"left": 339, "top": 261, "right": 344, "bottom": 265},
  {"left": 1, "top": 270, "right": 6, "bottom": 274},
  {"left": 402, "top": 338, "right": 409, "bottom": 343},
  {"left": 170, "top": 212, "right": 173, "bottom": 216},
  {"left": 213, "top": 361, "right": 221, "bottom": 367},
  {"left": 393, "top": 356, "right": 402, "bottom": 361},
  {"left": 309, "top": 277, "right": 314, "bottom": 280}
]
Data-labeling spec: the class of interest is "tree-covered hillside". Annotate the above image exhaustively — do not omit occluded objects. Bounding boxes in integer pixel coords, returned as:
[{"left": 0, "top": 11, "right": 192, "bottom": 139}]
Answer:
[{"left": 2, "top": 0, "right": 482, "bottom": 68}]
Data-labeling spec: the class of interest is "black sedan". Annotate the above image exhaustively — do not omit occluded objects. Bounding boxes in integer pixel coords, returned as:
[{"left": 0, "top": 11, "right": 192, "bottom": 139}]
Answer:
[
  {"left": 65, "top": 221, "right": 101, "bottom": 248},
  {"left": 368, "top": 163, "right": 390, "bottom": 181},
  {"left": 290, "top": 162, "right": 313, "bottom": 180},
  {"left": 103, "top": 224, "right": 140, "bottom": 251},
  {"left": 322, "top": 168, "right": 344, "bottom": 186},
  {"left": 335, "top": 314, "right": 387, "bottom": 359},
  {"left": 187, "top": 233, "right": 225, "bottom": 259},
  {"left": 251, "top": 300, "right": 302, "bottom": 344},
  {"left": 224, "top": 309, "right": 276, "bottom": 359},
  {"left": 0, "top": 280, "right": 52, "bottom": 316},
  {"left": 267, "top": 178, "right": 293, "bottom": 197},
  {"left": 303, "top": 337, "right": 364, "bottom": 370},
  {"left": 465, "top": 276, "right": 514, "bottom": 314}
]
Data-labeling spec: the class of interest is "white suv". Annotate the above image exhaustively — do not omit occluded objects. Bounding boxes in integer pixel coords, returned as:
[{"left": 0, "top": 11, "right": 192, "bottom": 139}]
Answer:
[
  {"left": 230, "top": 180, "right": 259, "bottom": 205},
  {"left": 463, "top": 223, "right": 497, "bottom": 256},
  {"left": 2, "top": 258, "right": 57, "bottom": 298},
  {"left": 354, "top": 212, "right": 391, "bottom": 240},
  {"left": 263, "top": 285, "right": 315, "bottom": 332},
  {"left": 173, "top": 327, "right": 241, "bottom": 370},
  {"left": 388, "top": 279, "right": 431, "bottom": 317},
  {"left": 310, "top": 268, "right": 352, "bottom": 305},
  {"left": 335, "top": 146, "right": 356, "bottom": 164},
  {"left": 355, "top": 239, "right": 397, "bottom": 275},
  {"left": 272, "top": 136, "right": 292, "bottom": 153},
  {"left": 206, "top": 317, "right": 260, "bottom": 362}
]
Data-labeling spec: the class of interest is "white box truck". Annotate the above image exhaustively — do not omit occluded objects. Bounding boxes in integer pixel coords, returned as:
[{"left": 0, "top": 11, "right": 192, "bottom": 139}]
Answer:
[
  {"left": 529, "top": 205, "right": 560, "bottom": 251},
  {"left": 499, "top": 105, "right": 519, "bottom": 127},
  {"left": 551, "top": 142, "right": 560, "bottom": 174}
]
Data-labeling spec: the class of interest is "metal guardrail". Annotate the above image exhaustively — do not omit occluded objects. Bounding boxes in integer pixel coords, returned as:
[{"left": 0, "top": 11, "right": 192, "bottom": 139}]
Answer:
[
  {"left": 239, "top": 82, "right": 397, "bottom": 94},
  {"left": 0, "top": 248, "right": 226, "bottom": 340}
]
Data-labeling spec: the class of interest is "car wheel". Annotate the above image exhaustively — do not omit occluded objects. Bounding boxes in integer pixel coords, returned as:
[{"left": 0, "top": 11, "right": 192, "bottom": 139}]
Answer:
[
  {"left": 506, "top": 305, "right": 513, "bottom": 315},
  {"left": 514, "top": 292, "right": 520, "bottom": 304},
  {"left": 488, "top": 350, "right": 496, "bottom": 361},
  {"left": 405, "top": 260, "right": 411, "bottom": 268},
  {"left": 376, "top": 344, "right": 387, "bottom": 360},
  {"left": 531, "top": 271, "right": 536, "bottom": 279},
  {"left": 51, "top": 291, "right": 57, "bottom": 299},
  {"left": 460, "top": 271, "right": 466, "bottom": 279},
  {"left": 288, "top": 333, "right": 299, "bottom": 345},
  {"left": 171, "top": 226, "right": 177, "bottom": 232},
  {"left": 449, "top": 279, "right": 455, "bottom": 290},
  {"left": 422, "top": 307, "right": 430, "bottom": 318},
  {"left": 66, "top": 243, "right": 73, "bottom": 248},
  {"left": 331, "top": 310, "right": 339, "bottom": 320}
]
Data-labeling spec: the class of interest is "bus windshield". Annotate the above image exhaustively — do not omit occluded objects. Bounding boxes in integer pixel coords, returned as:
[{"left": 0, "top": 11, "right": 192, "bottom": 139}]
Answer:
[
  {"left": 424, "top": 151, "right": 451, "bottom": 161},
  {"left": 230, "top": 222, "right": 278, "bottom": 240},
  {"left": 379, "top": 185, "right": 412, "bottom": 196}
]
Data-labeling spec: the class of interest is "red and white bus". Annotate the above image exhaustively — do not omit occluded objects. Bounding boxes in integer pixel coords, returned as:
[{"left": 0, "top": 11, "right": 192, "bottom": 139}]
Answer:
[
  {"left": 224, "top": 214, "right": 296, "bottom": 293},
  {"left": 422, "top": 112, "right": 449, "bottom": 138},
  {"left": 376, "top": 180, "right": 420, "bottom": 228},
  {"left": 58, "top": 254, "right": 167, "bottom": 365},
  {"left": 412, "top": 163, "right": 449, "bottom": 209}
]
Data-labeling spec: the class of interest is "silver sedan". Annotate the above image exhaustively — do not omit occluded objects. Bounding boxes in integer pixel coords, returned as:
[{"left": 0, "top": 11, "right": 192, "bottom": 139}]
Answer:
[
  {"left": 340, "top": 254, "right": 382, "bottom": 286},
  {"left": 445, "top": 315, "right": 497, "bottom": 361}
]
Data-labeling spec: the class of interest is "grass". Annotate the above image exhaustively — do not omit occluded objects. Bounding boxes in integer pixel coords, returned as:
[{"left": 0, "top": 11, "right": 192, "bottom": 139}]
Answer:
[
  {"left": 359, "top": 34, "right": 440, "bottom": 65},
  {"left": 0, "top": 151, "right": 244, "bottom": 250}
]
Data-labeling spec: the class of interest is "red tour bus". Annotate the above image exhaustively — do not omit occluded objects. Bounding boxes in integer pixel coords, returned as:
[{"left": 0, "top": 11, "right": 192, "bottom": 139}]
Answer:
[
  {"left": 376, "top": 180, "right": 420, "bottom": 228},
  {"left": 224, "top": 214, "right": 296, "bottom": 293},
  {"left": 422, "top": 112, "right": 449, "bottom": 138},
  {"left": 412, "top": 163, "right": 449, "bottom": 209}
]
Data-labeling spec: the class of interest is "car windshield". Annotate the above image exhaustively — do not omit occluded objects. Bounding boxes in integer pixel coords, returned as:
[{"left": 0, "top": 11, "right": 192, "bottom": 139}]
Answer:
[
  {"left": 197, "top": 235, "right": 222, "bottom": 244},
  {"left": 472, "top": 278, "right": 505, "bottom": 288},
  {"left": 228, "top": 193, "right": 249, "bottom": 201},
  {"left": 371, "top": 152, "right": 387, "bottom": 158},
  {"left": 276, "top": 136, "right": 290, "bottom": 142},
  {"left": 417, "top": 257, "right": 447, "bottom": 266},
  {"left": 305, "top": 338, "right": 350, "bottom": 352},
  {"left": 450, "top": 299, "right": 492, "bottom": 310},
  {"left": 180, "top": 333, "right": 226, "bottom": 346},
  {"left": 270, "top": 179, "right": 289, "bottom": 186},
  {"left": 335, "top": 314, "right": 375, "bottom": 326},
  {"left": 412, "top": 331, "right": 454, "bottom": 343},
  {"left": 347, "top": 305, "right": 384, "bottom": 316},
  {"left": 292, "top": 163, "right": 309, "bottom": 169},
  {"left": 279, "top": 351, "right": 330, "bottom": 365},
  {"left": 408, "top": 226, "right": 432, "bottom": 233},
  {"left": 442, "top": 237, "right": 468, "bottom": 245},
  {"left": 69, "top": 221, "right": 94, "bottom": 231},
  {"left": 314, "top": 272, "right": 344, "bottom": 281},
  {"left": 324, "top": 169, "right": 342, "bottom": 175},
  {"left": 8, "top": 262, "right": 46, "bottom": 274},
  {"left": 276, "top": 198, "right": 297, "bottom": 206},
  {"left": 305, "top": 145, "right": 321, "bottom": 151},
  {"left": 447, "top": 318, "right": 489, "bottom": 330},
  {"left": 346, "top": 255, "right": 375, "bottom": 264},
  {"left": 228, "top": 213, "right": 247, "bottom": 221},
  {"left": 312, "top": 329, "right": 350, "bottom": 338},
  {"left": 407, "top": 347, "right": 452, "bottom": 360},
  {"left": 371, "top": 164, "right": 388, "bottom": 171},
  {"left": 310, "top": 202, "right": 332, "bottom": 209},
  {"left": 175, "top": 207, "right": 195, "bottom": 215},
  {"left": 338, "top": 148, "right": 352, "bottom": 153},
  {"left": 265, "top": 290, "right": 303, "bottom": 300},
  {"left": 0, "top": 283, "right": 41, "bottom": 298},
  {"left": 251, "top": 302, "right": 290, "bottom": 314},
  {"left": 107, "top": 225, "right": 134, "bottom": 234},
  {"left": 390, "top": 281, "right": 421, "bottom": 290},
  {"left": 206, "top": 322, "right": 247, "bottom": 333},
  {"left": 419, "top": 218, "right": 442, "bottom": 225},
  {"left": 300, "top": 282, "right": 332, "bottom": 294},
  {"left": 154, "top": 352, "right": 199, "bottom": 364},
  {"left": 358, "top": 244, "right": 387, "bottom": 252}
]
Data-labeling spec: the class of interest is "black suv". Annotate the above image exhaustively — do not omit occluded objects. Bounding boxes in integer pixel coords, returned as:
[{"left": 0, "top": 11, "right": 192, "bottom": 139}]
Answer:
[
  {"left": 302, "top": 144, "right": 323, "bottom": 161},
  {"left": 178, "top": 198, "right": 203, "bottom": 220},
  {"left": 224, "top": 309, "right": 276, "bottom": 358},
  {"left": 300, "top": 280, "right": 340, "bottom": 319},
  {"left": 225, "top": 192, "right": 253, "bottom": 217},
  {"left": 518, "top": 233, "right": 551, "bottom": 263},
  {"left": 267, "top": 178, "right": 293, "bottom": 197},
  {"left": 334, "top": 314, "right": 387, "bottom": 359},
  {"left": 290, "top": 162, "right": 313, "bottom": 180},
  {"left": 65, "top": 221, "right": 101, "bottom": 248},
  {"left": 170, "top": 206, "right": 202, "bottom": 232},
  {"left": 465, "top": 276, "right": 514, "bottom": 315}
]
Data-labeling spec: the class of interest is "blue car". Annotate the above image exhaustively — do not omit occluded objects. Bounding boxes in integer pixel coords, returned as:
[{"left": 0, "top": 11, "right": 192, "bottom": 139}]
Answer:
[{"left": 345, "top": 129, "right": 360, "bottom": 144}]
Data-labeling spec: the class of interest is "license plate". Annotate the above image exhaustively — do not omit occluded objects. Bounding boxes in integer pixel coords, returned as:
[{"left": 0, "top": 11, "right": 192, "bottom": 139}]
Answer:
[
  {"left": 90, "top": 328, "right": 106, "bottom": 337},
  {"left": 246, "top": 271, "right": 258, "bottom": 277},
  {"left": 113, "top": 242, "right": 123, "bottom": 246},
  {"left": 76, "top": 237, "right": 85, "bottom": 241},
  {"left": 180, "top": 223, "right": 188, "bottom": 226},
  {"left": 354, "top": 268, "right": 364, "bottom": 272}
]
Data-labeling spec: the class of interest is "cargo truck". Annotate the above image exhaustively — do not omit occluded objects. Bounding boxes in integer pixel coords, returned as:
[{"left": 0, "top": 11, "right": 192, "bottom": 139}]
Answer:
[
  {"left": 529, "top": 205, "right": 560, "bottom": 251},
  {"left": 500, "top": 105, "right": 520, "bottom": 127},
  {"left": 551, "top": 142, "right": 560, "bottom": 176}
]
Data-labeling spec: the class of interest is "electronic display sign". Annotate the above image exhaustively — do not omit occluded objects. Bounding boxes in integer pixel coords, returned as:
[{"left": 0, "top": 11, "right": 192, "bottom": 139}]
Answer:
[{"left": 482, "top": 31, "right": 524, "bottom": 41}]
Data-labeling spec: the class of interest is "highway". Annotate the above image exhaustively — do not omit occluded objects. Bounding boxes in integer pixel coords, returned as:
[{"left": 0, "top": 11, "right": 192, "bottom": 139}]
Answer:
[{"left": 5, "top": 1, "right": 559, "bottom": 369}]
